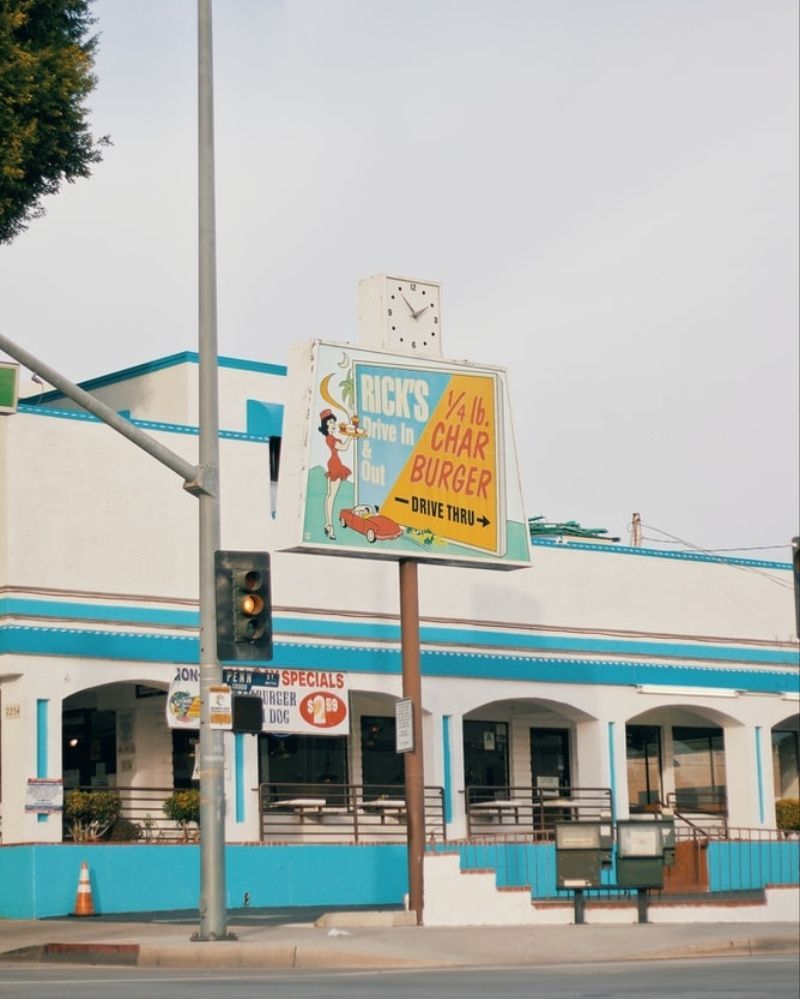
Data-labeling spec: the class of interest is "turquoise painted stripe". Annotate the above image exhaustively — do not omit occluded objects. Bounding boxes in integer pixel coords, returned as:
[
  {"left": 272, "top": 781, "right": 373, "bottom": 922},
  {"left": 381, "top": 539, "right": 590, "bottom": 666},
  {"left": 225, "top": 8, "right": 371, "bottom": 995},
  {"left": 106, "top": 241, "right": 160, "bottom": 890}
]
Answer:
[
  {"left": 755, "top": 726, "right": 765, "bottom": 825},
  {"left": 16, "top": 406, "right": 270, "bottom": 443},
  {"left": 2, "top": 625, "right": 796, "bottom": 694},
  {"left": 36, "top": 699, "right": 49, "bottom": 821},
  {"left": 442, "top": 715, "right": 453, "bottom": 824},
  {"left": 4, "top": 598, "right": 795, "bottom": 667},
  {"left": 608, "top": 721, "right": 617, "bottom": 822},
  {"left": 23, "top": 351, "right": 287, "bottom": 405},
  {"left": 1, "top": 597, "right": 198, "bottom": 628},
  {"left": 235, "top": 734, "right": 245, "bottom": 823},
  {"left": 36, "top": 700, "right": 48, "bottom": 777},
  {"left": 531, "top": 537, "right": 792, "bottom": 571}
]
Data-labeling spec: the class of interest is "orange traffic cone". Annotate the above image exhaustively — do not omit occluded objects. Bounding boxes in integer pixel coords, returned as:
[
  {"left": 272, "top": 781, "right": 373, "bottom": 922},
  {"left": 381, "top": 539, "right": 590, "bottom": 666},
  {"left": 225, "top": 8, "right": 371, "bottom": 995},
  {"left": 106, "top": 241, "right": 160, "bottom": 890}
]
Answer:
[{"left": 72, "top": 861, "right": 96, "bottom": 917}]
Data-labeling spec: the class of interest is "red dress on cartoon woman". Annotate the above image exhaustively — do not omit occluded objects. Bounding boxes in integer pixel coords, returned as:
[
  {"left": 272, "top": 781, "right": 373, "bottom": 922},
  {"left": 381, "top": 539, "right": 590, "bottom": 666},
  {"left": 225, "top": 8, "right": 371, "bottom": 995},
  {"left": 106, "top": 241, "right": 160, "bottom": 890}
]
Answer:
[
  {"left": 319, "top": 408, "right": 353, "bottom": 539},
  {"left": 325, "top": 433, "right": 351, "bottom": 482}
]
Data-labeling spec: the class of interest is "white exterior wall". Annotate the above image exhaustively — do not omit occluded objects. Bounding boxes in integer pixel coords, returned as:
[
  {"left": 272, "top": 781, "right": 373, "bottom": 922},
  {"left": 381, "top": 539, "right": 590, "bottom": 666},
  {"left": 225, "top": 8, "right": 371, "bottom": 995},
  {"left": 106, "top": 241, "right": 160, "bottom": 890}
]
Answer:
[
  {"left": 1, "top": 354, "right": 797, "bottom": 846},
  {"left": 33, "top": 356, "right": 289, "bottom": 434}
]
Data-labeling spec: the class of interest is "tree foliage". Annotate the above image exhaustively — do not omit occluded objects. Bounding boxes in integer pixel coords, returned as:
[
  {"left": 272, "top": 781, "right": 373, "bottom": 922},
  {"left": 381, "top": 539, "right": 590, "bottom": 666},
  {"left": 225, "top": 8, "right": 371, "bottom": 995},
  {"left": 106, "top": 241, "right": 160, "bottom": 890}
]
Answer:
[{"left": 0, "top": 0, "right": 108, "bottom": 243}]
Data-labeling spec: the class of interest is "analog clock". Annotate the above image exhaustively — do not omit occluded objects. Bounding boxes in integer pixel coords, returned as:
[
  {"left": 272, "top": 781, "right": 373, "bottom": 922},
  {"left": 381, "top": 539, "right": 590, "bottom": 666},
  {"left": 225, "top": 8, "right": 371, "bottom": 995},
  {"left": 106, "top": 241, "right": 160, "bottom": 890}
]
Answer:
[{"left": 384, "top": 277, "right": 440, "bottom": 352}]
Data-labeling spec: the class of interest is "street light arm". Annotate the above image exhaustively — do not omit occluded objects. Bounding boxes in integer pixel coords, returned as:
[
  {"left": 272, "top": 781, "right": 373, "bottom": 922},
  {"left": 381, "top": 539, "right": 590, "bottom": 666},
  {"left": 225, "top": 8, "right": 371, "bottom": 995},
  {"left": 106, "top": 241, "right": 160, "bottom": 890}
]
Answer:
[{"left": 0, "top": 331, "right": 212, "bottom": 496}]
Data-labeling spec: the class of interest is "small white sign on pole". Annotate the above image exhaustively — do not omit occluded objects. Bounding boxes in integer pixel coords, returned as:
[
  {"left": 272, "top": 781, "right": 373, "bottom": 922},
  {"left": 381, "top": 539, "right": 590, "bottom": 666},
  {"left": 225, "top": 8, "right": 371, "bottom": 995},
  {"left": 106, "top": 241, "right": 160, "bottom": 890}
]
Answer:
[
  {"left": 395, "top": 698, "right": 414, "bottom": 753},
  {"left": 208, "top": 684, "right": 233, "bottom": 730}
]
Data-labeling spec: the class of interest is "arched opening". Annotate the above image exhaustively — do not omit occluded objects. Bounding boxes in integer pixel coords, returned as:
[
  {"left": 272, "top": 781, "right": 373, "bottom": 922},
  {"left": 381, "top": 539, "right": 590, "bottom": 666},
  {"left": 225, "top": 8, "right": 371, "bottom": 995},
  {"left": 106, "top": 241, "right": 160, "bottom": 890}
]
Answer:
[
  {"left": 62, "top": 681, "right": 169, "bottom": 792},
  {"left": 459, "top": 698, "right": 605, "bottom": 835},
  {"left": 625, "top": 704, "right": 737, "bottom": 823}
]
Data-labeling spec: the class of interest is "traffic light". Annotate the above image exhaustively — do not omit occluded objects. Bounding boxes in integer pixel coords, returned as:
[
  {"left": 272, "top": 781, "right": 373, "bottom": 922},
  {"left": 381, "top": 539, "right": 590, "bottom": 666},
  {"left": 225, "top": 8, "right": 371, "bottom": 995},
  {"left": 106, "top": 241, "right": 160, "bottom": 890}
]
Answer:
[
  {"left": 215, "top": 550, "right": 272, "bottom": 662},
  {"left": 232, "top": 694, "right": 264, "bottom": 734}
]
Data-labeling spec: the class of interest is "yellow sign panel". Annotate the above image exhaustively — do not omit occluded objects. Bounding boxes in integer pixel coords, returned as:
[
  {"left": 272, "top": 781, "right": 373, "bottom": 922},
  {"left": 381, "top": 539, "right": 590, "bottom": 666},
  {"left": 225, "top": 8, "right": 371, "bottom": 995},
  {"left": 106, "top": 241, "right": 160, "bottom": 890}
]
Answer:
[{"left": 382, "top": 373, "right": 500, "bottom": 553}]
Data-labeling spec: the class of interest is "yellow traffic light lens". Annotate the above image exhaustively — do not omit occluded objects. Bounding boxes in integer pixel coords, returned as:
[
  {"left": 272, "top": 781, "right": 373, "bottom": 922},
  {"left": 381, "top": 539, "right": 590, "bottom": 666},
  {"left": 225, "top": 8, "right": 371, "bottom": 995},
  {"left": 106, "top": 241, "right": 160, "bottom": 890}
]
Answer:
[{"left": 240, "top": 594, "right": 264, "bottom": 616}]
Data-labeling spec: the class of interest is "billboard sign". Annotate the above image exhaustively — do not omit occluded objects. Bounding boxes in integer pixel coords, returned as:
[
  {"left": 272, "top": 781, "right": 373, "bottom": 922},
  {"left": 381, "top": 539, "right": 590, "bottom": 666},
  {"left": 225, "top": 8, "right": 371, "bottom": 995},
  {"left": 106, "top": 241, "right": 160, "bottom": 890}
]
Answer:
[
  {"left": 280, "top": 340, "right": 530, "bottom": 568},
  {"left": 166, "top": 666, "right": 349, "bottom": 736}
]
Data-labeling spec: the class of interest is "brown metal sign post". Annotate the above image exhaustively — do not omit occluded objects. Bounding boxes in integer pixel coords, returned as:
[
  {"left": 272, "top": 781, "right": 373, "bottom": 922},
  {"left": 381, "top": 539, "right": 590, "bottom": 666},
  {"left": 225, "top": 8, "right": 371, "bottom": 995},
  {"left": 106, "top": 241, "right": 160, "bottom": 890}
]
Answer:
[{"left": 399, "top": 559, "right": 425, "bottom": 924}]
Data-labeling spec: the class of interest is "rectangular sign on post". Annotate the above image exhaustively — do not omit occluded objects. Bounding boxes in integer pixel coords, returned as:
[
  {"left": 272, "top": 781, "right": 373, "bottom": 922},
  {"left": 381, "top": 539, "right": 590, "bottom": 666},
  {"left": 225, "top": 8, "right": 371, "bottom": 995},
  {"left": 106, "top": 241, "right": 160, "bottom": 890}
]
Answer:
[
  {"left": 278, "top": 340, "right": 531, "bottom": 568},
  {"left": 395, "top": 698, "right": 414, "bottom": 753},
  {"left": 208, "top": 684, "right": 233, "bottom": 729},
  {"left": 166, "top": 666, "right": 349, "bottom": 736}
]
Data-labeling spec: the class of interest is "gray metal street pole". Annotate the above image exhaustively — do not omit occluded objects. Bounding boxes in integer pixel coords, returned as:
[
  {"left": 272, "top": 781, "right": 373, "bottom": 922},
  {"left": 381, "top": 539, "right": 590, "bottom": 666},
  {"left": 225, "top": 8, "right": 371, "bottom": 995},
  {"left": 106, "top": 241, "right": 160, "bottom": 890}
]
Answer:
[{"left": 194, "top": 0, "right": 228, "bottom": 942}]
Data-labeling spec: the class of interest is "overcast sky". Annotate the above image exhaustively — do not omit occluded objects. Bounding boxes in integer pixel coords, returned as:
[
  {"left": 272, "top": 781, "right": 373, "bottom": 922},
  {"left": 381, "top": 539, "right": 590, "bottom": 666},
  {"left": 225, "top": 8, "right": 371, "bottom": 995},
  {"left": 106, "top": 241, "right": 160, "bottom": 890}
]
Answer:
[{"left": 1, "top": 0, "right": 797, "bottom": 556}]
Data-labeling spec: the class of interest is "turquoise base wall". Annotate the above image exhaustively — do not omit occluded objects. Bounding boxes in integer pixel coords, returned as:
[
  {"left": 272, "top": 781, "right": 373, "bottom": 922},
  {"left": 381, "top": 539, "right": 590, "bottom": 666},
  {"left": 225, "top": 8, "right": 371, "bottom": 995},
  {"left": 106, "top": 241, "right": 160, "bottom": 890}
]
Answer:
[
  {"left": 433, "top": 840, "right": 800, "bottom": 898},
  {"left": 707, "top": 840, "right": 800, "bottom": 891},
  {"left": 2, "top": 840, "right": 796, "bottom": 919},
  {"left": 0, "top": 844, "right": 408, "bottom": 920}
]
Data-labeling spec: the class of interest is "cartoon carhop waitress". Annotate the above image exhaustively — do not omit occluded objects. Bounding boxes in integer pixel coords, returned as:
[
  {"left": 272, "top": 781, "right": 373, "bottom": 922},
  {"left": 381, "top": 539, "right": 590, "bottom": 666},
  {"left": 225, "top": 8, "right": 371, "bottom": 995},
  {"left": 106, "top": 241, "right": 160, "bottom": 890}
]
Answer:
[{"left": 319, "top": 408, "right": 352, "bottom": 539}]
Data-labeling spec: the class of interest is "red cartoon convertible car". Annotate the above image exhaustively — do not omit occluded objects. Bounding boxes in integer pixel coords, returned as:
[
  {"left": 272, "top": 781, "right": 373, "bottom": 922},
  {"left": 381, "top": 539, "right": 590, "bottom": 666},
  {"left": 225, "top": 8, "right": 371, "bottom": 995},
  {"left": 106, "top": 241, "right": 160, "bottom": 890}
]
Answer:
[{"left": 339, "top": 505, "right": 403, "bottom": 543}]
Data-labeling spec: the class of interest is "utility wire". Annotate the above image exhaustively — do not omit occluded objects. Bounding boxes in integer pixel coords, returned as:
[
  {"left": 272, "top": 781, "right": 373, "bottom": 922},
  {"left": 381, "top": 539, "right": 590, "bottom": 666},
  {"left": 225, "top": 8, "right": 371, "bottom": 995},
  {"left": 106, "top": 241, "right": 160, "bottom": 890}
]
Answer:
[
  {"left": 641, "top": 536, "right": 789, "bottom": 553},
  {"left": 642, "top": 522, "right": 793, "bottom": 589}
]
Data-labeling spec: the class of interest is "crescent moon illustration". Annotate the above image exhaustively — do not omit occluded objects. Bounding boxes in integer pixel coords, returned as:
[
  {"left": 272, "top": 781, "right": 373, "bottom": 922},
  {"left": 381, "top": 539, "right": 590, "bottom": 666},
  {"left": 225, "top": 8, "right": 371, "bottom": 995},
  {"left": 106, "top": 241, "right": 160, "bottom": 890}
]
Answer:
[{"left": 319, "top": 373, "right": 345, "bottom": 416}]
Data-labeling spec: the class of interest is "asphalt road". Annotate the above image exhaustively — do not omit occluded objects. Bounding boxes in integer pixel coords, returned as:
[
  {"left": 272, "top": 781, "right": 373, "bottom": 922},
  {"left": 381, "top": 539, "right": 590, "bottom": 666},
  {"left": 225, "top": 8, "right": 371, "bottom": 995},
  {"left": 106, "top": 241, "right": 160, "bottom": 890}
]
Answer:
[{"left": 0, "top": 955, "right": 798, "bottom": 998}]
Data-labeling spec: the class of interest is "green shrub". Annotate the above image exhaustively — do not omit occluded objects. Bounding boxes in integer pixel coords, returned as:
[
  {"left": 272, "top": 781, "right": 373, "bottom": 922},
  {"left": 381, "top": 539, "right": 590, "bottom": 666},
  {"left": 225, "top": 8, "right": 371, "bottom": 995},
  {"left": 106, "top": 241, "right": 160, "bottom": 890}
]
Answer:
[
  {"left": 107, "top": 817, "right": 142, "bottom": 842},
  {"left": 64, "top": 789, "right": 122, "bottom": 841},
  {"left": 775, "top": 798, "right": 800, "bottom": 832},
  {"left": 163, "top": 789, "right": 200, "bottom": 841}
]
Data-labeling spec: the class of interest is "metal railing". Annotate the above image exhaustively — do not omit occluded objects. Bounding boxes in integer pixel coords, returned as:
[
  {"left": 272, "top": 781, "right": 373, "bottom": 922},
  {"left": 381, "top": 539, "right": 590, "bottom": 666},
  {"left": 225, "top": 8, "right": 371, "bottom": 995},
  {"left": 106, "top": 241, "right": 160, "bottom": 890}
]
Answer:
[
  {"left": 464, "top": 785, "right": 613, "bottom": 840},
  {"left": 666, "top": 790, "right": 728, "bottom": 839},
  {"left": 258, "top": 782, "right": 446, "bottom": 844}
]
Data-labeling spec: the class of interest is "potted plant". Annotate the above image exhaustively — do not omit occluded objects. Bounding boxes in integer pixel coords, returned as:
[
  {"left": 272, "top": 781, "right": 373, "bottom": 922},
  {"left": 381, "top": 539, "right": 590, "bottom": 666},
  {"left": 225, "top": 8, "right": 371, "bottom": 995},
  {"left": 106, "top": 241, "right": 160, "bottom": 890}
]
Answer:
[
  {"left": 163, "top": 789, "right": 201, "bottom": 841},
  {"left": 64, "top": 789, "right": 122, "bottom": 842},
  {"left": 775, "top": 798, "right": 800, "bottom": 837}
]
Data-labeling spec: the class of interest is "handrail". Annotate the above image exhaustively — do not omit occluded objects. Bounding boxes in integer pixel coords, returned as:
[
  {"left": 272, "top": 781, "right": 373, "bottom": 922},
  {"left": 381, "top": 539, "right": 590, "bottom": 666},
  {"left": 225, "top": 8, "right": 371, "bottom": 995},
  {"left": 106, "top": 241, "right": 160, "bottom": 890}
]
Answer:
[{"left": 666, "top": 790, "right": 728, "bottom": 840}]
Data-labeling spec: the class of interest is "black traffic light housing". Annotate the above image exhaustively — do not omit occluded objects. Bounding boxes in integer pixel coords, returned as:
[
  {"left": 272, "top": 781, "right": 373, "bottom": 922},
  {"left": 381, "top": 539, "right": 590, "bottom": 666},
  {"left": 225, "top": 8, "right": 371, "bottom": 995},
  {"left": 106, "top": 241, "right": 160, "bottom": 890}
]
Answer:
[
  {"left": 215, "top": 550, "right": 272, "bottom": 662},
  {"left": 232, "top": 694, "right": 264, "bottom": 734}
]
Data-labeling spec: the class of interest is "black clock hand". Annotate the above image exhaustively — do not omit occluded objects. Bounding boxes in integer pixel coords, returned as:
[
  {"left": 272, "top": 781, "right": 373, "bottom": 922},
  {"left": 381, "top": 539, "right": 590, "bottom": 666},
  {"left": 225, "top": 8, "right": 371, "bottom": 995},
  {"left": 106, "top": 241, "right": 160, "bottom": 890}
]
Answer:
[{"left": 400, "top": 294, "right": 417, "bottom": 316}]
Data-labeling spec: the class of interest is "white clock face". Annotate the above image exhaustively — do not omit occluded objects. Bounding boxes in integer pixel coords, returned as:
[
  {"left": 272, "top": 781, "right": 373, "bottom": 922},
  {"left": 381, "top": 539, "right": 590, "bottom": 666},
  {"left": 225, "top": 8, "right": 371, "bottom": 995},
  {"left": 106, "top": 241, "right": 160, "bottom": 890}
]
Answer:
[{"left": 386, "top": 278, "right": 440, "bottom": 350}]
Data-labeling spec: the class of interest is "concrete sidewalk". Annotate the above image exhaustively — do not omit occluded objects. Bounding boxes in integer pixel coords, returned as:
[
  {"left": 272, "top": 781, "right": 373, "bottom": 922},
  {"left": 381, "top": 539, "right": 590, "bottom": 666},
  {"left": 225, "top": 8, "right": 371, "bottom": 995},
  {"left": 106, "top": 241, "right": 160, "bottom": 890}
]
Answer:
[{"left": 1, "top": 912, "right": 798, "bottom": 971}]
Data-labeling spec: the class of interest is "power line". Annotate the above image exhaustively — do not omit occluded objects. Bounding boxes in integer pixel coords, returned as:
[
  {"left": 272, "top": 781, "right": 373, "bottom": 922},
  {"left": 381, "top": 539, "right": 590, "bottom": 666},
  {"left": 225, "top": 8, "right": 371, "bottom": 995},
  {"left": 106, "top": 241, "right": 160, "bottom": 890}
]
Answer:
[{"left": 641, "top": 522, "right": 793, "bottom": 589}]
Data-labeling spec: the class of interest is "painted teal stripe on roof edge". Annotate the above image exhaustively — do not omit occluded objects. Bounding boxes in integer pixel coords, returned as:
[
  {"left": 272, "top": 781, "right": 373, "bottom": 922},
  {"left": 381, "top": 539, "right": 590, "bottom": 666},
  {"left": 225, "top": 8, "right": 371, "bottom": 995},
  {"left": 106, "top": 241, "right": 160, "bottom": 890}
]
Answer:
[
  {"left": 1, "top": 626, "right": 796, "bottom": 694},
  {"left": 531, "top": 537, "right": 791, "bottom": 571},
  {"left": 3, "top": 600, "right": 795, "bottom": 666},
  {"left": 22, "top": 352, "right": 287, "bottom": 404},
  {"left": 13, "top": 407, "right": 269, "bottom": 443},
  {"left": 0, "top": 598, "right": 198, "bottom": 628},
  {"left": 217, "top": 356, "right": 287, "bottom": 376},
  {"left": 24, "top": 352, "right": 198, "bottom": 402}
]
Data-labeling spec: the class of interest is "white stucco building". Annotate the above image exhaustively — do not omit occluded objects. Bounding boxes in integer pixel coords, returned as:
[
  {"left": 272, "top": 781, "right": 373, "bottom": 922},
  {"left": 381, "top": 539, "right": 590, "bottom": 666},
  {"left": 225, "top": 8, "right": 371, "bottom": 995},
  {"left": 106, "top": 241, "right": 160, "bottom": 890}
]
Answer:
[{"left": 1, "top": 349, "right": 797, "bottom": 850}]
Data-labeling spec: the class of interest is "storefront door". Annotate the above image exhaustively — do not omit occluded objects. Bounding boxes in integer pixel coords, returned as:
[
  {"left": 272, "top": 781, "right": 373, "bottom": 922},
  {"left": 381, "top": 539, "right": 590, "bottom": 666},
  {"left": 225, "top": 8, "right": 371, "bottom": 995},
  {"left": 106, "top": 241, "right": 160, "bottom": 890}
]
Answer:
[{"left": 530, "top": 728, "right": 571, "bottom": 795}]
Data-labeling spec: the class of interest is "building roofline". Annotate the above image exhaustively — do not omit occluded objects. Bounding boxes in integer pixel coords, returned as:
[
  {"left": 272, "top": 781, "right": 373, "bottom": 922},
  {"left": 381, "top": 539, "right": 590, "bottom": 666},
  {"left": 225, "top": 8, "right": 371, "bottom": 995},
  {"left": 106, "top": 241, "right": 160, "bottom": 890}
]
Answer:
[{"left": 22, "top": 352, "right": 287, "bottom": 405}]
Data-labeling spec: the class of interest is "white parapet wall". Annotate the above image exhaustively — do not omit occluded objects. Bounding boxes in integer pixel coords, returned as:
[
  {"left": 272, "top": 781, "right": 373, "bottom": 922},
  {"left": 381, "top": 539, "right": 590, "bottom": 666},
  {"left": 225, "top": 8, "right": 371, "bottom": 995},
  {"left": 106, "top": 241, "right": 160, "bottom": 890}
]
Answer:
[{"left": 422, "top": 854, "right": 800, "bottom": 927}]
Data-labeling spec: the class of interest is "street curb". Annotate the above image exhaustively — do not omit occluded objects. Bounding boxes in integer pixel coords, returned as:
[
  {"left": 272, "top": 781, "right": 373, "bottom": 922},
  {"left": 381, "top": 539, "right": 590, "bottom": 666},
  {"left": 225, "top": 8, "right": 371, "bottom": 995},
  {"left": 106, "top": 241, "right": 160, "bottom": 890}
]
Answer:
[
  {"left": 315, "top": 910, "right": 418, "bottom": 928},
  {"left": 641, "top": 937, "right": 800, "bottom": 961},
  {"left": 1, "top": 935, "right": 797, "bottom": 970}
]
